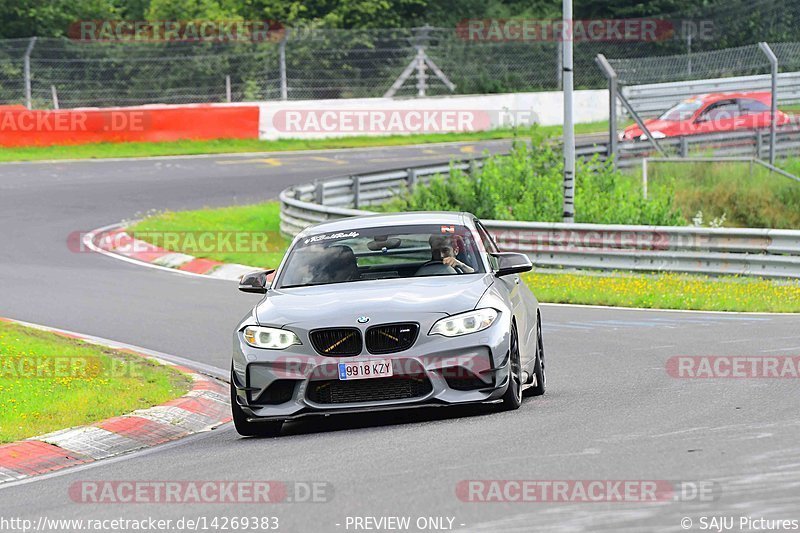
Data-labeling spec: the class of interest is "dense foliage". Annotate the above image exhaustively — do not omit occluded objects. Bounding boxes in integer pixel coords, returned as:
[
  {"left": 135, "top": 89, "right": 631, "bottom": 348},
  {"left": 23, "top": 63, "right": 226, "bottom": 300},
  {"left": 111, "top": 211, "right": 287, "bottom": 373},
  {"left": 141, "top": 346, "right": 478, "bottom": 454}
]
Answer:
[
  {"left": 2, "top": 0, "right": 798, "bottom": 49},
  {"left": 651, "top": 160, "right": 800, "bottom": 229},
  {"left": 381, "top": 133, "right": 685, "bottom": 226}
]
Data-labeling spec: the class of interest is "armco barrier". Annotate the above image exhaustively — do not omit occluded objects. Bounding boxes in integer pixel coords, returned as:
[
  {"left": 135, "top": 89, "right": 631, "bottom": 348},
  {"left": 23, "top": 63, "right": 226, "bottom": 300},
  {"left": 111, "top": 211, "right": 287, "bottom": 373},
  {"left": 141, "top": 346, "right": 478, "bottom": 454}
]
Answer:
[
  {"left": 569, "top": 126, "right": 800, "bottom": 169},
  {"left": 0, "top": 104, "right": 259, "bottom": 147},
  {"left": 622, "top": 71, "right": 800, "bottom": 119},
  {"left": 279, "top": 158, "right": 800, "bottom": 279},
  {"left": 257, "top": 90, "right": 609, "bottom": 140}
]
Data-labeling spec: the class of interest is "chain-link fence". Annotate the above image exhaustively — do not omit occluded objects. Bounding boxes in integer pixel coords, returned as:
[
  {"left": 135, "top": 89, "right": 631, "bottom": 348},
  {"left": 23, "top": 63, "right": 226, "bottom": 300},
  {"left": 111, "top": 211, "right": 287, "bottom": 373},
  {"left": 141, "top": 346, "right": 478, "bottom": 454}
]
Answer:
[
  {"left": 0, "top": 39, "right": 32, "bottom": 106},
  {"left": 607, "top": 42, "right": 800, "bottom": 87},
  {"left": 1, "top": 0, "right": 799, "bottom": 110},
  {"left": 0, "top": 27, "right": 735, "bottom": 109}
]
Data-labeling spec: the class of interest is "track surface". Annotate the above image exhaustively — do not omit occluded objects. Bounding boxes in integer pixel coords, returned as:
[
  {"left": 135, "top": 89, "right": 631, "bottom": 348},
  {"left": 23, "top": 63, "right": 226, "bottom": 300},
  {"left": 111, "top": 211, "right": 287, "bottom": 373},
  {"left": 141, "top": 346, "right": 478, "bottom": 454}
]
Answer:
[{"left": 1, "top": 140, "right": 799, "bottom": 532}]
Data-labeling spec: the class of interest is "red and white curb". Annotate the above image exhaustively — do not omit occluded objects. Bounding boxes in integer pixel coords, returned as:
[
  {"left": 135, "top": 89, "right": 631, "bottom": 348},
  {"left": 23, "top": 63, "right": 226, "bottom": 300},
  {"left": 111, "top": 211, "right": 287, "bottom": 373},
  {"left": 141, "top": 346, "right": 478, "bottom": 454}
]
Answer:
[
  {"left": 0, "top": 318, "right": 231, "bottom": 484},
  {"left": 82, "top": 223, "right": 260, "bottom": 281}
]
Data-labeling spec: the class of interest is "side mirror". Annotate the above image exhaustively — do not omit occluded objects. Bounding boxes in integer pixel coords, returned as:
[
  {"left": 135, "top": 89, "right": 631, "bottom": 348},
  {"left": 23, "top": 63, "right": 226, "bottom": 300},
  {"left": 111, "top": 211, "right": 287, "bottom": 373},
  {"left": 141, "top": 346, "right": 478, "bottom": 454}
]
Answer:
[
  {"left": 489, "top": 252, "right": 532, "bottom": 277},
  {"left": 238, "top": 269, "right": 275, "bottom": 294}
]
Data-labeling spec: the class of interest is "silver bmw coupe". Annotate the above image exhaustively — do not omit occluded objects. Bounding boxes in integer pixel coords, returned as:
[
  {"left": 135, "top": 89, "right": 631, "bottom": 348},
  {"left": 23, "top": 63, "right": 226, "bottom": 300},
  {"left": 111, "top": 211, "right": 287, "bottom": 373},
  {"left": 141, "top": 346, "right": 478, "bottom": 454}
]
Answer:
[{"left": 231, "top": 212, "right": 546, "bottom": 436}]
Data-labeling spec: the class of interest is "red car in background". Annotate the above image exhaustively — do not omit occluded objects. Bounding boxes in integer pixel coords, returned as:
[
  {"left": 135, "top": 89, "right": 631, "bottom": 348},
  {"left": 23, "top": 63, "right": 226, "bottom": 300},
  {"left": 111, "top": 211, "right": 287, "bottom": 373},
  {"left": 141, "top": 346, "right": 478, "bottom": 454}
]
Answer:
[{"left": 621, "top": 92, "right": 793, "bottom": 141}]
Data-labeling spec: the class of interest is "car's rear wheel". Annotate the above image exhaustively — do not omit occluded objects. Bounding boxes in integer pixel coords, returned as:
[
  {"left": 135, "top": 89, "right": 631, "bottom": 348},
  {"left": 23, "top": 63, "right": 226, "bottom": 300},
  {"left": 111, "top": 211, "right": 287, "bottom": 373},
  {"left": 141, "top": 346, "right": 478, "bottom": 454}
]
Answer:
[
  {"left": 500, "top": 322, "right": 523, "bottom": 410},
  {"left": 230, "top": 370, "right": 284, "bottom": 437},
  {"left": 526, "top": 312, "right": 546, "bottom": 397}
]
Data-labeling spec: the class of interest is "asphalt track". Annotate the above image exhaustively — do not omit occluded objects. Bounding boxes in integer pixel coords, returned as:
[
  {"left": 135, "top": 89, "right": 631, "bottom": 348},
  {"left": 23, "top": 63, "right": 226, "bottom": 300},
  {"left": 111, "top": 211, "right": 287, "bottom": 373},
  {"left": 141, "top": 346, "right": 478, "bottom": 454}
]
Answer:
[{"left": 1, "top": 139, "right": 799, "bottom": 532}]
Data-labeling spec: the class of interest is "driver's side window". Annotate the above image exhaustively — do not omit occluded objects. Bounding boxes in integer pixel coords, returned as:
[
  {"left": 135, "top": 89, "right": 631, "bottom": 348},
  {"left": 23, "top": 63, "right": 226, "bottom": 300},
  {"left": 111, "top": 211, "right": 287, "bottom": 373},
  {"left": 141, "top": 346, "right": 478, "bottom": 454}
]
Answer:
[{"left": 697, "top": 100, "right": 739, "bottom": 122}]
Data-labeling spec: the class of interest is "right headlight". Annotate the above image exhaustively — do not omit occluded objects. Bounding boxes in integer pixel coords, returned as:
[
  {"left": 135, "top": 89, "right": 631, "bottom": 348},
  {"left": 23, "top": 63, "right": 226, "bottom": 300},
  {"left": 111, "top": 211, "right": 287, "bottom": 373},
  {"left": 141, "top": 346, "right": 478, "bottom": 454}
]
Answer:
[
  {"left": 242, "top": 326, "right": 300, "bottom": 350},
  {"left": 429, "top": 308, "right": 498, "bottom": 337}
]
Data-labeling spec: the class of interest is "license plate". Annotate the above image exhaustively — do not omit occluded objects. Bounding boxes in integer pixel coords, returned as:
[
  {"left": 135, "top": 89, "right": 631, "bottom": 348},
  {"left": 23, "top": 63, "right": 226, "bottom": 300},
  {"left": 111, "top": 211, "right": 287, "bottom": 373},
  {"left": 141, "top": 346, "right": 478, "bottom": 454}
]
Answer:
[{"left": 338, "top": 359, "right": 393, "bottom": 380}]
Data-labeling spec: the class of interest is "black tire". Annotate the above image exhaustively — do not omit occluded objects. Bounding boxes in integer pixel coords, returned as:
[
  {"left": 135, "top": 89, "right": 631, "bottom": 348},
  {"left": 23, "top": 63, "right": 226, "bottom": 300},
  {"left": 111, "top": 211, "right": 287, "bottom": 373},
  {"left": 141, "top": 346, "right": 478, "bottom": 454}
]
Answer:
[
  {"left": 526, "top": 313, "right": 546, "bottom": 397},
  {"left": 500, "top": 322, "right": 523, "bottom": 411},
  {"left": 230, "top": 371, "right": 284, "bottom": 437}
]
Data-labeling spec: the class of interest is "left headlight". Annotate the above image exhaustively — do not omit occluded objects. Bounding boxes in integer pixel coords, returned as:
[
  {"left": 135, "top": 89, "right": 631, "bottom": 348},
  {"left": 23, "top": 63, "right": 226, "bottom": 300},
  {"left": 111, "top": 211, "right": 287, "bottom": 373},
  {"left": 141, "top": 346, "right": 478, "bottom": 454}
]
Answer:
[
  {"left": 242, "top": 326, "right": 301, "bottom": 349},
  {"left": 429, "top": 308, "right": 498, "bottom": 337}
]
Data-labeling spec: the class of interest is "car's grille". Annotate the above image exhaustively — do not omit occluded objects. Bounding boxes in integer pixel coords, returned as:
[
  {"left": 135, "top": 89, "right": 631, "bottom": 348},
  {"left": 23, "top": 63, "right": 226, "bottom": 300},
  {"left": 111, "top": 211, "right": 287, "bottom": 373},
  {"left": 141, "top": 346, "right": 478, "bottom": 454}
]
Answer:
[
  {"left": 309, "top": 328, "right": 362, "bottom": 356},
  {"left": 365, "top": 323, "right": 419, "bottom": 354},
  {"left": 306, "top": 374, "right": 432, "bottom": 404}
]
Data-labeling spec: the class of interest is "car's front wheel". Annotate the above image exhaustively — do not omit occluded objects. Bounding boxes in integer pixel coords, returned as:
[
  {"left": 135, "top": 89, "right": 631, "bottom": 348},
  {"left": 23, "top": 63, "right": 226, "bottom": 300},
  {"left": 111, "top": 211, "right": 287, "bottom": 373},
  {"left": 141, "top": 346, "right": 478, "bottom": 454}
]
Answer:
[
  {"left": 526, "top": 313, "right": 546, "bottom": 397},
  {"left": 230, "top": 370, "right": 284, "bottom": 437},
  {"left": 500, "top": 322, "right": 523, "bottom": 410}
]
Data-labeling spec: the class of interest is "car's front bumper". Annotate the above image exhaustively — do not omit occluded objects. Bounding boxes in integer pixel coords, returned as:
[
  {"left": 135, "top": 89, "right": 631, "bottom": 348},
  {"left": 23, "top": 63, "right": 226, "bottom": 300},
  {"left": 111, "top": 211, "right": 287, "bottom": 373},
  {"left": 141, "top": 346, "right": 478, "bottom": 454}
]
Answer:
[{"left": 231, "top": 318, "right": 512, "bottom": 421}]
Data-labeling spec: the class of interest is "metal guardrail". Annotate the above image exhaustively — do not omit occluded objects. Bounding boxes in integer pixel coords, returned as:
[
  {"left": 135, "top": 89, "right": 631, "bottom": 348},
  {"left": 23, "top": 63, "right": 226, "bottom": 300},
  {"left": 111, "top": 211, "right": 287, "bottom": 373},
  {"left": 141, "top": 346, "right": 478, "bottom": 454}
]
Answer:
[
  {"left": 279, "top": 155, "right": 800, "bottom": 279},
  {"left": 622, "top": 71, "right": 800, "bottom": 119},
  {"left": 577, "top": 125, "right": 800, "bottom": 168}
]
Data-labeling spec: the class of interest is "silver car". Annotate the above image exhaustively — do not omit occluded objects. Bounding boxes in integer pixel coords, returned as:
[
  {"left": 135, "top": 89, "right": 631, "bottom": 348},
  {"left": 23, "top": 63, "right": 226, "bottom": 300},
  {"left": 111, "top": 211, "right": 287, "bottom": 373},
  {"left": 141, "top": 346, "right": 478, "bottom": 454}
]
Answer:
[{"left": 230, "top": 212, "right": 546, "bottom": 436}]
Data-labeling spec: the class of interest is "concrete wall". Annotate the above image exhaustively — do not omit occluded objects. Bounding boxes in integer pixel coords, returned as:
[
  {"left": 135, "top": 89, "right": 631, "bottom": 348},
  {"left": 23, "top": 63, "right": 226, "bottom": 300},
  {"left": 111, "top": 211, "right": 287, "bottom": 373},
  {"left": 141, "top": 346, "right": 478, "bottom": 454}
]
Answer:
[{"left": 258, "top": 90, "right": 608, "bottom": 140}]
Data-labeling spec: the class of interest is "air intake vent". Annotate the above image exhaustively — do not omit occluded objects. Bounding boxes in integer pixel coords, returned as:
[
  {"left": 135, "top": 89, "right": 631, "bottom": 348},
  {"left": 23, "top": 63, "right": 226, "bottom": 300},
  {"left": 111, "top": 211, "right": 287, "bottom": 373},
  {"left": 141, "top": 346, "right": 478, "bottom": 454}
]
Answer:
[{"left": 306, "top": 374, "right": 432, "bottom": 404}]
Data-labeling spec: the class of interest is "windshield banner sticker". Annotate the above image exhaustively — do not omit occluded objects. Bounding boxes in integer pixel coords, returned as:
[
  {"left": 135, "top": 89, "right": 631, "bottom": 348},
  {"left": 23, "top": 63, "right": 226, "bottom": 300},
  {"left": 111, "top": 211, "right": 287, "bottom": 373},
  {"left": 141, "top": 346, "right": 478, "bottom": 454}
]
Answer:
[{"left": 303, "top": 231, "right": 360, "bottom": 245}]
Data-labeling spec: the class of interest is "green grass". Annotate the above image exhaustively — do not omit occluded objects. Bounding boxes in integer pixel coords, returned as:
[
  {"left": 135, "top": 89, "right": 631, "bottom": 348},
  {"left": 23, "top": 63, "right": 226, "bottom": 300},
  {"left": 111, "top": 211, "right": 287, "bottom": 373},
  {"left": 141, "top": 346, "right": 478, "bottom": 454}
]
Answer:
[
  {"left": 128, "top": 201, "right": 290, "bottom": 268},
  {"left": 0, "top": 321, "right": 192, "bottom": 443},
  {"left": 129, "top": 201, "right": 799, "bottom": 313},
  {"left": 524, "top": 271, "right": 800, "bottom": 313},
  {"left": 0, "top": 121, "right": 609, "bottom": 162},
  {"left": 643, "top": 160, "right": 800, "bottom": 228}
]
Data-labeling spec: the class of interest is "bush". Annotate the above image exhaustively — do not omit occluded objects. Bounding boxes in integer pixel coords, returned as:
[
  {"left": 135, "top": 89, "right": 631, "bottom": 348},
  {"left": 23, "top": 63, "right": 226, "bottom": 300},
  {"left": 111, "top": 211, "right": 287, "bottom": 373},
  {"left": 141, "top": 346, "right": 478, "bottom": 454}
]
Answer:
[
  {"left": 648, "top": 160, "right": 800, "bottom": 229},
  {"left": 382, "top": 132, "right": 685, "bottom": 226}
]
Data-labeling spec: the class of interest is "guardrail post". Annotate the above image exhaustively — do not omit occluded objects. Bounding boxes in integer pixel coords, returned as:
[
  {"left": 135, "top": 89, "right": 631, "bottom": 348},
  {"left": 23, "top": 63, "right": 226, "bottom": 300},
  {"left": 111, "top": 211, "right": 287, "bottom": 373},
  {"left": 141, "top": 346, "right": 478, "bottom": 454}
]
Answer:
[
  {"left": 595, "top": 54, "right": 618, "bottom": 167},
  {"left": 469, "top": 159, "right": 478, "bottom": 176},
  {"left": 352, "top": 176, "right": 360, "bottom": 209},
  {"left": 755, "top": 131, "right": 763, "bottom": 159},
  {"left": 314, "top": 180, "right": 324, "bottom": 204},
  {"left": 279, "top": 29, "right": 290, "bottom": 101},
  {"left": 407, "top": 168, "right": 417, "bottom": 191},
  {"left": 641, "top": 158, "right": 648, "bottom": 199},
  {"left": 679, "top": 137, "right": 689, "bottom": 158},
  {"left": 23, "top": 37, "right": 36, "bottom": 110},
  {"left": 758, "top": 42, "right": 778, "bottom": 165}
]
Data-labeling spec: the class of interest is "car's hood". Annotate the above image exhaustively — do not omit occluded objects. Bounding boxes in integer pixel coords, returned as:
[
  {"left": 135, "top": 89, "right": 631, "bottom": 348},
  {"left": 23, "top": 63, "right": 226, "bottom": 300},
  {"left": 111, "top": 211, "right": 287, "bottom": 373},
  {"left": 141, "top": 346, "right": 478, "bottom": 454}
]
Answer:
[{"left": 256, "top": 275, "right": 494, "bottom": 327}]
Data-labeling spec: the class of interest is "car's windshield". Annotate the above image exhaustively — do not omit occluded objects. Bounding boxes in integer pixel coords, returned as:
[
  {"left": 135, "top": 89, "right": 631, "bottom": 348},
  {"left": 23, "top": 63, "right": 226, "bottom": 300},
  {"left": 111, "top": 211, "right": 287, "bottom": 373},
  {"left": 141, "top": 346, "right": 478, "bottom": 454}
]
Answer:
[
  {"left": 276, "top": 224, "right": 485, "bottom": 288},
  {"left": 658, "top": 99, "right": 704, "bottom": 121}
]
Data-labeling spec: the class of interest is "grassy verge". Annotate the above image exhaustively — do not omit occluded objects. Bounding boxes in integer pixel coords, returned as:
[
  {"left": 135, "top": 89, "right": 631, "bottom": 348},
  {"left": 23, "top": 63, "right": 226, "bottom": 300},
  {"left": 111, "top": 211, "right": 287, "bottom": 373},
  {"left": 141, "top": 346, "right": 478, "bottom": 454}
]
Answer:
[
  {"left": 0, "top": 122, "right": 608, "bottom": 163},
  {"left": 524, "top": 271, "right": 800, "bottom": 313},
  {"left": 643, "top": 160, "right": 800, "bottom": 228},
  {"left": 0, "top": 321, "right": 192, "bottom": 443},
  {"left": 128, "top": 202, "right": 290, "bottom": 268},
  {"left": 128, "top": 201, "right": 799, "bottom": 313}
]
